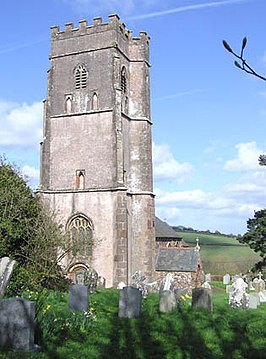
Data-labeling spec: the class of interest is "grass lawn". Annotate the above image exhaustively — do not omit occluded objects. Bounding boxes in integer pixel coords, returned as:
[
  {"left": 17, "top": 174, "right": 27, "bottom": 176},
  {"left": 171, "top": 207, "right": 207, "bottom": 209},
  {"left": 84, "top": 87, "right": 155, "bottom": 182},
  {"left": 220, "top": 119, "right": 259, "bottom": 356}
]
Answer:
[{"left": 1, "top": 287, "right": 265, "bottom": 359}]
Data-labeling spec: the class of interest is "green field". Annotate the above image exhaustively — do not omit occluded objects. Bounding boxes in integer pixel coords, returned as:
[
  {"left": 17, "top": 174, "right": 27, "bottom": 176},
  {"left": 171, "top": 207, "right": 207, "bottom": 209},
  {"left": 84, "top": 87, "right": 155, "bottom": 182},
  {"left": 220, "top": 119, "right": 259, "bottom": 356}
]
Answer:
[{"left": 176, "top": 231, "right": 261, "bottom": 275}]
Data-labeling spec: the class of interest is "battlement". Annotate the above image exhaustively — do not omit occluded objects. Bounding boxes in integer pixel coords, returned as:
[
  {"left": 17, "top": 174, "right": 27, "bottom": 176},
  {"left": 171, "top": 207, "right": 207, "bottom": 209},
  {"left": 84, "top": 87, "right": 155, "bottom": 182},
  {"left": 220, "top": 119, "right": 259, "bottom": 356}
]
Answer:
[{"left": 50, "top": 14, "right": 150, "bottom": 44}]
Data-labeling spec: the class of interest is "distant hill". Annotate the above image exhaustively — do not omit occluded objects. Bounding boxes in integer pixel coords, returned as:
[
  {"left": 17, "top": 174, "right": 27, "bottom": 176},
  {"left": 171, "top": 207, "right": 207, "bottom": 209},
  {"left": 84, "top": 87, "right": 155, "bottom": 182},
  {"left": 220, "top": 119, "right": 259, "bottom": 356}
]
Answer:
[
  {"left": 174, "top": 230, "right": 261, "bottom": 275},
  {"left": 172, "top": 225, "right": 241, "bottom": 238}
]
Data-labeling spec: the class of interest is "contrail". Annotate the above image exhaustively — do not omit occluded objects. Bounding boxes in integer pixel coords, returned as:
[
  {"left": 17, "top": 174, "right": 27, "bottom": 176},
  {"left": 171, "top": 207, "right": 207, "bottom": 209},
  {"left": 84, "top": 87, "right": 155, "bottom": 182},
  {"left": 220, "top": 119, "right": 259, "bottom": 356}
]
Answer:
[
  {"left": 126, "top": 0, "right": 250, "bottom": 21},
  {"left": 0, "top": 35, "right": 48, "bottom": 55},
  {"left": 153, "top": 88, "right": 213, "bottom": 101}
]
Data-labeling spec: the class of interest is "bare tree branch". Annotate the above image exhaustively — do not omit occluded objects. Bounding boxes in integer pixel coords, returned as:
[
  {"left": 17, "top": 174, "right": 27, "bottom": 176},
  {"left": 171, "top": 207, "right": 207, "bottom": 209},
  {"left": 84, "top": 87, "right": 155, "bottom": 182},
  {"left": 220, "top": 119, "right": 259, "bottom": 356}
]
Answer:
[{"left": 223, "top": 38, "right": 266, "bottom": 81}]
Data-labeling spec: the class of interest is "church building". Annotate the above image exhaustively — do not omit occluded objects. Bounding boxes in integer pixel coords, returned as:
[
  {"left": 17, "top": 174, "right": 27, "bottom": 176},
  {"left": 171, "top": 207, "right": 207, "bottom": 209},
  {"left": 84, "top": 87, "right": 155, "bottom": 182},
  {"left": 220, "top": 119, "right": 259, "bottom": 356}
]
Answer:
[{"left": 38, "top": 15, "right": 156, "bottom": 287}]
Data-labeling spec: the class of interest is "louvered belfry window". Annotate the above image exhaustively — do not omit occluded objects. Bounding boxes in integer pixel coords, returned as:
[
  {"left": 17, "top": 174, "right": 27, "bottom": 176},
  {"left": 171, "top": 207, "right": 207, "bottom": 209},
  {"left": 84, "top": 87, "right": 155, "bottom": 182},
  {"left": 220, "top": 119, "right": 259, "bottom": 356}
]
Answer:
[
  {"left": 121, "top": 67, "right": 127, "bottom": 93},
  {"left": 75, "top": 65, "right": 87, "bottom": 90}
]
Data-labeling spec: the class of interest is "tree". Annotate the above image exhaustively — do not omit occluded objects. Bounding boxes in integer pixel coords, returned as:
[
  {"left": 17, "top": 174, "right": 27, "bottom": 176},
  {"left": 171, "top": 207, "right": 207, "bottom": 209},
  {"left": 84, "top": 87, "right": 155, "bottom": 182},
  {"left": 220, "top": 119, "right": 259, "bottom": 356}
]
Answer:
[
  {"left": 223, "top": 37, "right": 266, "bottom": 81},
  {"left": 239, "top": 209, "right": 266, "bottom": 272},
  {"left": 0, "top": 157, "right": 70, "bottom": 295}
]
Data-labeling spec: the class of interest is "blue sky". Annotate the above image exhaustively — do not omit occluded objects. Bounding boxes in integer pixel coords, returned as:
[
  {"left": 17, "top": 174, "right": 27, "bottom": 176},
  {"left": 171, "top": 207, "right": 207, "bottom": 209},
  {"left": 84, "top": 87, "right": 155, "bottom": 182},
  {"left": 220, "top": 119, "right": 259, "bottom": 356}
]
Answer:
[{"left": 0, "top": 0, "right": 266, "bottom": 235}]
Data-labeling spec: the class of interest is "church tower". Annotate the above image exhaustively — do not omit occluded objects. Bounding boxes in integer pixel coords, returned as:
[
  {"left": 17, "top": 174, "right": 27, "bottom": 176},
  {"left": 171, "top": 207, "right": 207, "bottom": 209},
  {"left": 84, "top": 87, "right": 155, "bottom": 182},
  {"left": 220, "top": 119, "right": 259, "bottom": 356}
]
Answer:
[{"left": 38, "top": 15, "right": 155, "bottom": 287}]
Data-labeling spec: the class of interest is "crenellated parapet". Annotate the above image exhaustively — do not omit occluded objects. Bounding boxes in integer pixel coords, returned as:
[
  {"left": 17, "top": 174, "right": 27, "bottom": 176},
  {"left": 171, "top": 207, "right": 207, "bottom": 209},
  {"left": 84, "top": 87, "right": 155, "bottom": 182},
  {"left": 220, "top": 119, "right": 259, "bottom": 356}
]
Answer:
[
  {"left": 50, "top": 14, "right": 149, "bottom": 63},
  {"left": 50, "top": 14, "right": 149, "bottom": 44}
]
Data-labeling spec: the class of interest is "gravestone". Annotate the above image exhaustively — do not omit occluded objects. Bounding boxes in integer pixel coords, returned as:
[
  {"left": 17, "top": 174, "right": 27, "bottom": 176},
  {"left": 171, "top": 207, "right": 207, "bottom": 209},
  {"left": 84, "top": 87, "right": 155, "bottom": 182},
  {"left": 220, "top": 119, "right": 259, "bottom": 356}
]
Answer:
[
  {"left": 259, "top": 290, "right": 266, "bottom": 303},
  {"left": 192, "top": 288, "right": 213, "bottom": 311},
  {"left": 229, "top": 278, "right": 249, "bottom": 309},
  {"left": 0, "top": 298, "right": 38, "bottom": 351},
  {"left": 202, "top": 281, "right": 211, "bottom": 290},
  {"left": 132, "top": 270, "right": 148, "bottom": 298},
  {"left": 226, "top": 285, "right": 234, "bottom": 300},
  {"left": 97, "top": 276, "right": 106, "bottom": 289},
  {"left": 69, "top": 284, "right": 89, "bottom": 312},
  {"left": 249, "top": 293, "right": 259, "bottom": 309},
  {"left": 252, "top": 272, "right": 265, "bottom": 293},
  {"left": 163, "top": 273, "right": 174, "bottom": 291},
  {"left": 223, "top": 273, "right": 230, "bottom": 285},
  {"left": 0, "top": 257, "right": 16, "bottom": 297},
  {"left": 159, "top": 290, "right": 177, "bottom": 313},
  {"left": 118, "top": 286, "right": 142, "bottom": 318}
]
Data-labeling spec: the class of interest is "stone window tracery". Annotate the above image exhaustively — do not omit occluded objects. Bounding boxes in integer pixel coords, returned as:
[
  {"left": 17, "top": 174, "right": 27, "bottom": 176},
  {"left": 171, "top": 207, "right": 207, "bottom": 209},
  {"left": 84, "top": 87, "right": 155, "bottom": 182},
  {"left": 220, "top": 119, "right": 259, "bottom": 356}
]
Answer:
[{"left": 68, "top": 215, "right": 93, "bottom": 257}]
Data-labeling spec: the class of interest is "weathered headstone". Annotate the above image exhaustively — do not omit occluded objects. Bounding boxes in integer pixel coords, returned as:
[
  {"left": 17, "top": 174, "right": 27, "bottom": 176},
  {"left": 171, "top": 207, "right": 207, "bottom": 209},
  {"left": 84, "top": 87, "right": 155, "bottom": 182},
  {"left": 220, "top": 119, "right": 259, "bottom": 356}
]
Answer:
[
  {"left": 118, "top": 286, "right": 142, "bottom": 318},
  {"left": 159, "top": 290, "right": 177, "bottom": 313},
  {"left": 223, "top": 273, "right": 230, "bottom": 285},
  {"left": 249, "top": 293, "right": 258, "bottom": 309},
  {"left": 259, "top": 290, "right": 266, "bottom": 303},
  {"left": 163, "top": 273, "right": 174, "bottom": 291},
  {"left": 132, "top": 271, "right": 148, "bottom": 298},
  {"left": 229, "top": 278, "right": 249, "bottom": 309},
  {"left": 0, "top": 298, "right": 38, "bottom": 351},
  {"left": 252, "top": 272, "right": 265, "bottom": 293},
  {"left": 192, "top": 288, "right": 213, "bottom": 311},
  {"left": 68, "top": 284, "right": 89, "bottom": 312},
  {"left": 202, "top": 281, "right": 211, "bottom": 290},
  {"left": 0, "top": 257, "right": 16, "bottom": 297},
  {"left": 97, "top": 276, "right": 106, "bottom": 289}
]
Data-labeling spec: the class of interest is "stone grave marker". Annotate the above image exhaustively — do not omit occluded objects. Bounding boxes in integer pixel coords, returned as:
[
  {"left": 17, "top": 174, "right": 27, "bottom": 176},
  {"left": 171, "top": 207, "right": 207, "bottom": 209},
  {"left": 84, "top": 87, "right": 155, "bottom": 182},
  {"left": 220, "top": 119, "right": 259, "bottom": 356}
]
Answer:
[
  {"left": 118, "top": 286, "right": 142, "bottom": 318},
  {"left": 229, "top": 278, "right": 249, "bottom": 309},
  {"left": 0, "top": 298, "right": 39, "bottom": 351},
  {"left": 159, "top": 290, "right": 177, "bottom": 313},
  {"left": 69, "top": 284, "right": 89, "bottom": 312},
  {"left": 249, "top": 293, "right": 259, "bottom": 309},
  {"left": 253, "top": 272, "right": 265, "bottom": 293},
  {"left": 223, "top": 273, "right": 230, "bottom": 285},
  {"left": 0, "top": 257, "right": 16, "bottom": 297},
  {"left": 258, "top": 290, "right": 265, "bottom": 303},
  {"left": 192, "top": 288, "right": 213, "bottom": 311}
]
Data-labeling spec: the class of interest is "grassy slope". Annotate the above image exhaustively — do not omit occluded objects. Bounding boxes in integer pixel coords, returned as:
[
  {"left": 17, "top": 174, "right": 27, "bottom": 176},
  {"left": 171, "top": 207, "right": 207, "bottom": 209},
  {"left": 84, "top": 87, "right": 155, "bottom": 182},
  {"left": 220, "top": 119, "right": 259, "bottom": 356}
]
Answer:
[{"left": 176, "top": 231, "right": 261, "bottom": 274}]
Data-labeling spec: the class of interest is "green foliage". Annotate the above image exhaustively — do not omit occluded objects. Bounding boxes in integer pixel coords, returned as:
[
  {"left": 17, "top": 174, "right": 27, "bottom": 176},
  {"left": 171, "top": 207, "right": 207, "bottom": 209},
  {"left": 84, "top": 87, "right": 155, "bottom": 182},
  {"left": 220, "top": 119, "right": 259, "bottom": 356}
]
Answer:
[
  {"left": 1, "top": 288, "right": 265, "bottom": 359},
  {"left": 0, "top": 158, "right": 39, "bottom": 260},
  {"left": 240, "top": 209, "right": 266, "bottom": 271},
  {"left": 0, "top": 157, "right": 69, "bottom": 296}
]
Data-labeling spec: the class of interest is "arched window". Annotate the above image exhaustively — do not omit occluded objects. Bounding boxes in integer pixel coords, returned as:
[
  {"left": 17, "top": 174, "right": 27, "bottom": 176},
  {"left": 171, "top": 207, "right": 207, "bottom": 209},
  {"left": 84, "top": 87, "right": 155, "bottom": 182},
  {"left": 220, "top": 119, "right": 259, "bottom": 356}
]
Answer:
[
  {"left": 76, "top": 170, "right": 85, "bottom": 189},
  {"left": 65, "top": 95, "right": 72, "bottom": 113},
  {"left": 121, "top": 67, "right": 127, "bottom": 94},
  {"left": 68, "top": 215, "right": 93, "bottom": 257},
  {"left": 75, "top": 64, "right": 87, "bottom": 90},
  {"left": 92, "top": 92, "right": 98, "bottom": 110}
]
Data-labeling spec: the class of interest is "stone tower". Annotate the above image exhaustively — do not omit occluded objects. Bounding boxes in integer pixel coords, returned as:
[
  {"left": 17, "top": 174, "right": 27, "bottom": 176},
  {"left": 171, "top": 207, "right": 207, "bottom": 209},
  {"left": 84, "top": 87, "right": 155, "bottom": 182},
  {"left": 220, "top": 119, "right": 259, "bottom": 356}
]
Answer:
[{"left": 38, "top": 14, "right": 155, "bottom": 287}]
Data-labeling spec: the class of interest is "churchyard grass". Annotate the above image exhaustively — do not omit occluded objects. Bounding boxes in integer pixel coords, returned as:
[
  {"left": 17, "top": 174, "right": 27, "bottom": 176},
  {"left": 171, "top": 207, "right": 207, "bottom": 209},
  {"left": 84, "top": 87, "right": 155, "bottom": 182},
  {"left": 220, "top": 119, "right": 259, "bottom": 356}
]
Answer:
[{"left": 0, "top": 288, "right": 265, "bottom": 359}]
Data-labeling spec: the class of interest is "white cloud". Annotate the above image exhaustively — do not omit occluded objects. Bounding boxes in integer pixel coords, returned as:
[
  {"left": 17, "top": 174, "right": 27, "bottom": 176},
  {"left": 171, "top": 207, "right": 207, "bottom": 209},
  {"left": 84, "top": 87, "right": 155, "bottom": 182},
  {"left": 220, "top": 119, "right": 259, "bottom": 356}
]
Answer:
[
  {"left": 0, "top": 100, "right": 43, "bottom": 148},
  {"left": 154, "top": 165, "right": 266, "bottom": 234},
  {"left": 22, "top": 165, "right": 39, "bottom": 180},
  {"left": 22, "top": 165, "right": 39, "bottom": 189},
  {"left": 223, "top": 141, "right": 262, "bottom": 172},
  {"left": 153, "top": 142, "right": 194, "bottom": 183}
]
